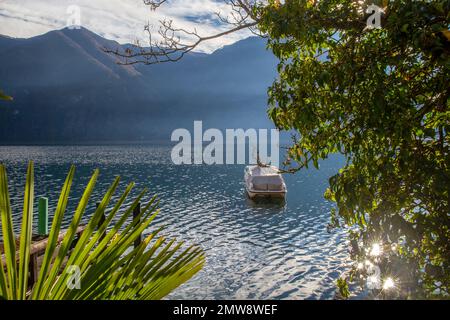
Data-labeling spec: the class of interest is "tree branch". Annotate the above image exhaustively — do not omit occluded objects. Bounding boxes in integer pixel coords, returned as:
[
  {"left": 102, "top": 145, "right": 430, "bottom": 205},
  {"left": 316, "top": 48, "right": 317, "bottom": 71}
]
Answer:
[{"left": 105, "top": 0, "right": 263, "bottom": 65}]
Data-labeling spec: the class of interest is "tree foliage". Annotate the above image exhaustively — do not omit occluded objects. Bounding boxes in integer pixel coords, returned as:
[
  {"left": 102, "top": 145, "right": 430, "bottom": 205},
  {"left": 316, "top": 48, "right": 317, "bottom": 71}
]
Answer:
[{"left": 257, "top": 0, "right": 449, "bottom": 298}]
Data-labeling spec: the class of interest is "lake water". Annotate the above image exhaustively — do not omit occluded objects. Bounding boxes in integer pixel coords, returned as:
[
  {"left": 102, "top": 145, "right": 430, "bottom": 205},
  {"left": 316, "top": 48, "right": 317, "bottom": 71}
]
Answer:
[{"left": 0, "top": 145, "right": 350, "bottom": 300}]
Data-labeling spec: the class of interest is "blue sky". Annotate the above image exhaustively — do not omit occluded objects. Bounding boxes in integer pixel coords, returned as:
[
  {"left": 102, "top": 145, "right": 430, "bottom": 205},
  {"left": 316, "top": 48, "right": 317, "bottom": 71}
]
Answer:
[{"left": 0, "top": 0, "right": 252, "bottom": 53}]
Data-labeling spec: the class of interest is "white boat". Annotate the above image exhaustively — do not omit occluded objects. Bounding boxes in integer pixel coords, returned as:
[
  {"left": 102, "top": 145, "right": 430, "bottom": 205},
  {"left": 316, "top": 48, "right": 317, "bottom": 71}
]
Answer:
[{"left": 244, "top": 165, "right": 287, "bottom": 199}]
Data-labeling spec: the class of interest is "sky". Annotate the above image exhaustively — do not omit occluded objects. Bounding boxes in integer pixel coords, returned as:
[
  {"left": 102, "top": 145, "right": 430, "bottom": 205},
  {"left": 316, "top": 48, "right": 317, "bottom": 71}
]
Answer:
[{"left": 0, "top": 0, "right": 252, "bottom": 53}]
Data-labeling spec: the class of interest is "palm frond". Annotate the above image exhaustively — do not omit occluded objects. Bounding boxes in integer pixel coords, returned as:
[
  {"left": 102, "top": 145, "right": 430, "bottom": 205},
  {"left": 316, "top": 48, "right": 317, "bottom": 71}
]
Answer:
[
  {"left": 0, "top": 162, "right": 204, "bottom": 300},
  {"left": 0, "top": 90, "right": 13, "bottom": 101}
]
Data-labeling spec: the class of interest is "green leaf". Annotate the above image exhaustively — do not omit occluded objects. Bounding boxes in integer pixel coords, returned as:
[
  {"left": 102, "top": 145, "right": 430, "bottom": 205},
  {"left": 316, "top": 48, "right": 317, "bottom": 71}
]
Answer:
[
  {"left": 337, "top": 277, "right": 350, "bottom": 299},
  {"left": 0, "top": 90, "right": 13, "bottom": 101},
  {"left": 0, "top": 164, "right": 204, "bottom": 300}
]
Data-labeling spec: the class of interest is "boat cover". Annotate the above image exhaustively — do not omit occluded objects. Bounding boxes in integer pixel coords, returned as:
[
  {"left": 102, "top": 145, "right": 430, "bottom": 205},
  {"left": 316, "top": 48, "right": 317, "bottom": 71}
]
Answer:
[{"left": 251, "top": 175, "right": 284, "bottom": 191}]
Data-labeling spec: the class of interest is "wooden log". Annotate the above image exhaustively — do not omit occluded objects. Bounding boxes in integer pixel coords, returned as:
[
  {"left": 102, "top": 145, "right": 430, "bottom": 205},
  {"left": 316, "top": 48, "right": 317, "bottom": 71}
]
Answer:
[
  {"left": 2, "top": 225, "right": 85, "bottom": 292},
  {"left": 1, "top": 225, "right": 86, "bottom": 265},
  {"left": 29, "top": 253, "right": 39, "bottom": 287}
]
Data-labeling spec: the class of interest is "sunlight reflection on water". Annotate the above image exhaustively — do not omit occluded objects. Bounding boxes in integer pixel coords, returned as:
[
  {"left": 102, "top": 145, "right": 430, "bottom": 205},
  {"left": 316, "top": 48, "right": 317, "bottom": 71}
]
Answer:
[{"left": 0, "top": 145, "right": 350, "bottom": 300}]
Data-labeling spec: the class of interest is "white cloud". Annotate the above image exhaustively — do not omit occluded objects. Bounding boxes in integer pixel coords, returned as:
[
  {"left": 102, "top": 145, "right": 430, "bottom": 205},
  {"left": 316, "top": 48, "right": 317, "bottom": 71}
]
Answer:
[{"left": 0, "top": 0, "right": 252, "bottom": 52}]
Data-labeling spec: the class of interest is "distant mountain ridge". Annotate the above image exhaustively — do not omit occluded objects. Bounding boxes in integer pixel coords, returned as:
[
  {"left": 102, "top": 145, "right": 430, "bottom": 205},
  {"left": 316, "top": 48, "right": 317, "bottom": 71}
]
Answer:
[{"left": 0, "top": 27, "right": 278, "bottom": 143}]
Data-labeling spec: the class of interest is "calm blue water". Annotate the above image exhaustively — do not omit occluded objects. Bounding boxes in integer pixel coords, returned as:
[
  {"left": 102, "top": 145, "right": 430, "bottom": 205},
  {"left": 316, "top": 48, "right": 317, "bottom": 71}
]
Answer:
[{"left": 0, "top": 145, "right": 350, "bottom": 300}]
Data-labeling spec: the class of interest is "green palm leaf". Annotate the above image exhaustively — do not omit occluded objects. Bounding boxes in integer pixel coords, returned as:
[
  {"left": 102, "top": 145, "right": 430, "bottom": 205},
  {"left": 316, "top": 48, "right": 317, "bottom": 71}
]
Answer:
[
  {"left": 0, "top": 161, "right": 205, "bottom": 300},
  {"left": 18, "top": 162, "right": 34, "bottom": 299},
  {"left": 0, "top": 90, "right": 13, "bottom": 101}
]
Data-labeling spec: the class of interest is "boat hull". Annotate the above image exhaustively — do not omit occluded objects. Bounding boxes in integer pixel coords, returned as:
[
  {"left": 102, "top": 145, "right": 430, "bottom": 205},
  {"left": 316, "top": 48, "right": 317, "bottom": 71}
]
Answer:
[
  {"left": 246, "top": 189, "right": 286, "bottom": 199},
  {"left": 244, "top": 165, "right": 287, "bottom": 200}
]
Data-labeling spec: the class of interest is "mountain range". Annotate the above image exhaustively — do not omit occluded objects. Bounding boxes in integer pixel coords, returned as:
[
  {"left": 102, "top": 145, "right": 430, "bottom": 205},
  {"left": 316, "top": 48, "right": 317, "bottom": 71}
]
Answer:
[{"left": 0, "top": 27, "right": 279, "bottom": 143}]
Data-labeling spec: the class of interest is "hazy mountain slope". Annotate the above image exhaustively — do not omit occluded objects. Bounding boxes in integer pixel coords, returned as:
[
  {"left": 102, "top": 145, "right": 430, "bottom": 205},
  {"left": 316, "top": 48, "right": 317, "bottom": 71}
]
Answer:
[
  {"left": 0, "top": 35, "right": 22, "bottom": 52},
  {"left": 0, "top": 28, "right": 278, "bottom": 143},
  {"left": 0, "top": 28, "right": 145, "bottom": 87}
]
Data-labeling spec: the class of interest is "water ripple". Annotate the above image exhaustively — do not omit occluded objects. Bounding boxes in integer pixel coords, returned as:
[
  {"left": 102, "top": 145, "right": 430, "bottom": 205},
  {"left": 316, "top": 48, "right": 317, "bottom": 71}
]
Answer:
[{"left": 0, "top": 145, "right": 350, "bottom": 300}]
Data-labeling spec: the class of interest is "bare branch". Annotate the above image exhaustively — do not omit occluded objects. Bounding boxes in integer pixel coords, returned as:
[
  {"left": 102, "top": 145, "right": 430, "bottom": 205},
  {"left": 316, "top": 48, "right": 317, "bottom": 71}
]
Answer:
[{"left": 105, "top": 0, "right": 264, "bottom": 65}]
